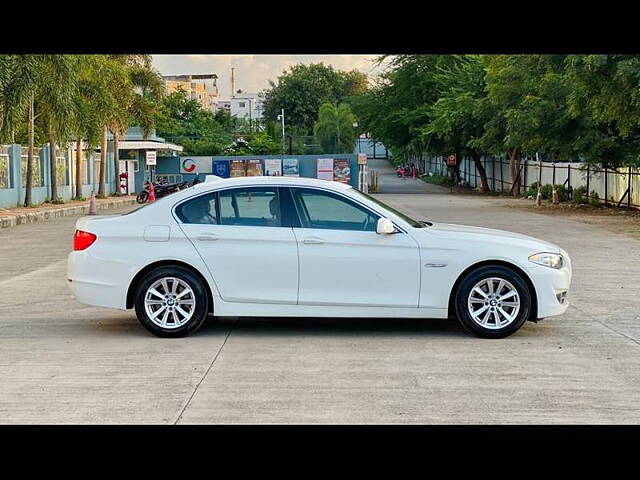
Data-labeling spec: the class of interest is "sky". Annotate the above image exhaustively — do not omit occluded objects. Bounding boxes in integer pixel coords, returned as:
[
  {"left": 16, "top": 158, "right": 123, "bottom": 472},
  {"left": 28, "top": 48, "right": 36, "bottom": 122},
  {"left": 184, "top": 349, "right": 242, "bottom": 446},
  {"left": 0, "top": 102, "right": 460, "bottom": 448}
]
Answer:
[{"left": 151, "top": 55, "right": 388, "bottom": 98}]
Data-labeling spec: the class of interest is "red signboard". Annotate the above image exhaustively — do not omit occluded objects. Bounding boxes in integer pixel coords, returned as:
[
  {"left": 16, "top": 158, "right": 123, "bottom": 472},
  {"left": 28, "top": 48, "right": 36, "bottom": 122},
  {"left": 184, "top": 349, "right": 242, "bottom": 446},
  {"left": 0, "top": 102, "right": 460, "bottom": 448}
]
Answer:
[{"left": 447, "top": 154, "right": 457, "bottom": 166}]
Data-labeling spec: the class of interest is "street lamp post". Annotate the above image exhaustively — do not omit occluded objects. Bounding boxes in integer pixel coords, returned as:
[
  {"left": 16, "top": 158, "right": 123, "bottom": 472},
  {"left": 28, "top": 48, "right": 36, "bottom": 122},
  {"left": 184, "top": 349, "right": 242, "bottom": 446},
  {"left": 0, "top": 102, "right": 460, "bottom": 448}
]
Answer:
[{"left": 277, "top": 109, "right": 285, "bottom": 155}]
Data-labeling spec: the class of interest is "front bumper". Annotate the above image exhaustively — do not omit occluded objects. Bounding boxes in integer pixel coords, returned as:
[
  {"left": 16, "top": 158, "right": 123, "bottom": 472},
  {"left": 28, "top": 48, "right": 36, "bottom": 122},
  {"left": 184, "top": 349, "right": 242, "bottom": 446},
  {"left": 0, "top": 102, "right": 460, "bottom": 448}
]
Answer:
[{"left": 526, "top": 255, "right": 572, "bottom": 318}]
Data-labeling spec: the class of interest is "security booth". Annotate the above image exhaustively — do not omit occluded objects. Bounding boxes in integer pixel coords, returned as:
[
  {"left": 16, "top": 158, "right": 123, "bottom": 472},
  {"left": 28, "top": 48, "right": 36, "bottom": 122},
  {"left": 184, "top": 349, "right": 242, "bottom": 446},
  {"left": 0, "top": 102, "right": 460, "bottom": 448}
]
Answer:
[{"left": 115, "top": 128, "right": 183, "bottom": 194}]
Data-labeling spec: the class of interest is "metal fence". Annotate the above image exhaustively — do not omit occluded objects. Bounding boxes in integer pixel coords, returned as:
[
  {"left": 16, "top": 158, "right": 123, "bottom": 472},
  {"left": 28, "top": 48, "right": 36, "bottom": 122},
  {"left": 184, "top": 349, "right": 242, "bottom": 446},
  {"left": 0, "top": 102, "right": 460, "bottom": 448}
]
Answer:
[{"left": 415, "top": 155, "right": 640, "bottom": 209}]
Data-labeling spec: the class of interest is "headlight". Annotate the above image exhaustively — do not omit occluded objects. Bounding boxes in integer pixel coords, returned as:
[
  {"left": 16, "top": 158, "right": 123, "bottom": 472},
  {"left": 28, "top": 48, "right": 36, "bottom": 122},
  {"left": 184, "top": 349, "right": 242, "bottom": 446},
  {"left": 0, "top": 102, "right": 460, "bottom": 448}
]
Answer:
[{"left": 529, "top": 252, "right": 563, "bottom": 269}]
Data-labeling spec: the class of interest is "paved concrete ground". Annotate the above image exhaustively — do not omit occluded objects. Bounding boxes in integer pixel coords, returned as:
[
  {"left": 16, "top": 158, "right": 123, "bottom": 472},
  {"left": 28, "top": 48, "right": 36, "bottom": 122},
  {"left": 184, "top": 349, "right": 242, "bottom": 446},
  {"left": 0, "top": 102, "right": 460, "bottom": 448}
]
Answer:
[{"left": 1, "top": 160, "right": 640, "bottom": 424}]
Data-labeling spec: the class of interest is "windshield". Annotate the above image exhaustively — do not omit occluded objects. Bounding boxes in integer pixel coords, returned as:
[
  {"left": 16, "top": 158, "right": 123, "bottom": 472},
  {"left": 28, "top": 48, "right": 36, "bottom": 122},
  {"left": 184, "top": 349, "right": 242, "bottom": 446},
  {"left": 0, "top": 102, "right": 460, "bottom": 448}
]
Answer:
[{"left": 351, "top": 189, "right": 430, "bottom": 228}]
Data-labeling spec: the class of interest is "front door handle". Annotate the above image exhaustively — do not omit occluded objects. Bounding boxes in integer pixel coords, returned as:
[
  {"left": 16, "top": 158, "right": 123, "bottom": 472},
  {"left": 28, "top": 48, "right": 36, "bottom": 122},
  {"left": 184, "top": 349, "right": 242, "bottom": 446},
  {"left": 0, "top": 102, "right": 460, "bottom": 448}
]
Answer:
[
  {"left": 302, "top": 237, "right": 325, "bottom": 245},
  {"left": 197, "top": 233, "right": 219, "bottom": 241}
]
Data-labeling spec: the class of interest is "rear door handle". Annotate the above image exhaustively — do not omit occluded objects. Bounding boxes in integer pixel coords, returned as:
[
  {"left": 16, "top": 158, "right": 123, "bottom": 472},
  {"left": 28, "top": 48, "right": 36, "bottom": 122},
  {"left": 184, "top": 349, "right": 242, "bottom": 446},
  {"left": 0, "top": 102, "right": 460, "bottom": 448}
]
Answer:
[
  {"left": 302, "top": 237, "right": 325, "bottom": 245},
  {"left": 197, "top": 233, "right": 219, "bottom": 241}
]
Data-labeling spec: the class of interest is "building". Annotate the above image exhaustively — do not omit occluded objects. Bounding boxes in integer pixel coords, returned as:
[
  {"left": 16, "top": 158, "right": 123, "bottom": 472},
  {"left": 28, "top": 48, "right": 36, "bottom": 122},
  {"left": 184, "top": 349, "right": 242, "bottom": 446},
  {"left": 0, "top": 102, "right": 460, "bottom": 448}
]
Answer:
[
  {"left": 215, "top": 99, "right": 231, "bottom": 114},
  {"left": 111, "top": 127, "right": 183, "bottom": 194},
  {"left": 230, "top": 90, "right": 264, "bottom": 125},
  {"left": 163, "top": 74, "right": 219, "bottom": 112}
]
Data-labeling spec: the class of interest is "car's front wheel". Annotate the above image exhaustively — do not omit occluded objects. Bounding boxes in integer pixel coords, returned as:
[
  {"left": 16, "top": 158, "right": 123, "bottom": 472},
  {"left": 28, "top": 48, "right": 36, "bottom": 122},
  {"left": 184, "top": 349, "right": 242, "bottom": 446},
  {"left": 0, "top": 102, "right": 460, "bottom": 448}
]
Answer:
[
  {"left": 134, "top": 266, "right": 209, "bottom": 337},
  {"left": 454, "top": 265, "right": 532, "bottom": 338}
]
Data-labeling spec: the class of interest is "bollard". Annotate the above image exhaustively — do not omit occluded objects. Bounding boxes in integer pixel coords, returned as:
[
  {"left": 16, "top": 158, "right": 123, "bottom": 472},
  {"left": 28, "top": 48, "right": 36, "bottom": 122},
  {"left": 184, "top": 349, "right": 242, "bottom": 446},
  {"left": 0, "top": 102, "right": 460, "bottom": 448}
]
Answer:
[{"left": 88, "top": 191, "right": 97, "bottom": 215}]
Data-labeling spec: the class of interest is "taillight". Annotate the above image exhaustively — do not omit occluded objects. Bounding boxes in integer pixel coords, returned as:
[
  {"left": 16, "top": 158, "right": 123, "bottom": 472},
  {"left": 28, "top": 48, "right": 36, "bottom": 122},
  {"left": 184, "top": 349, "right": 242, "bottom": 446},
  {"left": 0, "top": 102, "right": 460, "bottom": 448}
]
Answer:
[{"left": 73, "top": 230, "right": 97, "bottom": 251}]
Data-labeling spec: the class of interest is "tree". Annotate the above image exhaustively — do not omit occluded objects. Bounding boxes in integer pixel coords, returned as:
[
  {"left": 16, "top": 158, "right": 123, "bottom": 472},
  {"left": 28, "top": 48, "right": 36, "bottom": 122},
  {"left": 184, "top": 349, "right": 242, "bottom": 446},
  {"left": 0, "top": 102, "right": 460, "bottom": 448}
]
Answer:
[
  {"left": 262, "top": 63, "right": 368, "bottom": 134},
  {"left": 110, "top": 55, "right": 164, "bottom": 194},
  {"left": 313, "top": 102, "right": 357, "bottom": 154},
  {"left": 352, "top": 55, "right": 461, "bottom": 162},
  {"left": 155, "top": 89, "right": 234, "bottom": 156},
  {"left": 31, "top": 56, "right": 80, "bottom": 202},
  {"left": 564, "top": 54, "right": 640, "bottom": 168},
  {"left": 422, "top": 55, "right": 494, "bottom": 189}
]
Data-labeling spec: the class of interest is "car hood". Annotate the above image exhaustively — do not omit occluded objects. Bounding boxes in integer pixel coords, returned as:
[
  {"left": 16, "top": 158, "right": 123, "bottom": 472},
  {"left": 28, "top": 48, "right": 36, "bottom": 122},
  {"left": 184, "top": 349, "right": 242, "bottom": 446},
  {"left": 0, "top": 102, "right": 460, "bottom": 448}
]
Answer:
[{"left": 424, "top": 223, "right": 562, "bottom": 253}]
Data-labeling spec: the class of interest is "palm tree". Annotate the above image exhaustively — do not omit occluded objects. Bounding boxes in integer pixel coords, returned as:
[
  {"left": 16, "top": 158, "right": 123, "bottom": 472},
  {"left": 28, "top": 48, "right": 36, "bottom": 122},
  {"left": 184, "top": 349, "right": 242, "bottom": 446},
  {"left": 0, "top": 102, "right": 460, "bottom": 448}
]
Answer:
[
  {"left": 34, "top": 55, "right": 79, "bottom": 203},
  {"left": 313, "top": 102, "right": 357, "bottom": 154},
  {"left": 0, "top": 55, "right": 41, "bottom": 206},
  {"left": 73, "top": 55, "right": 128, "bottom": 198},
  {"left": 109, "top": 55, "right": 164, "bottom": 194}
]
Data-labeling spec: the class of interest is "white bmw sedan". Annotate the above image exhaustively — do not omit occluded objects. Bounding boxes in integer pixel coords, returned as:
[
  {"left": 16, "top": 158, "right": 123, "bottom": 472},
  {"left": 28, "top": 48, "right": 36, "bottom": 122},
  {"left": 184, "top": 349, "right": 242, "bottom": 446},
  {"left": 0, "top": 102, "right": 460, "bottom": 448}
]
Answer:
[{"left": 67, "top": 176, "right": 571, "bottom": 338}]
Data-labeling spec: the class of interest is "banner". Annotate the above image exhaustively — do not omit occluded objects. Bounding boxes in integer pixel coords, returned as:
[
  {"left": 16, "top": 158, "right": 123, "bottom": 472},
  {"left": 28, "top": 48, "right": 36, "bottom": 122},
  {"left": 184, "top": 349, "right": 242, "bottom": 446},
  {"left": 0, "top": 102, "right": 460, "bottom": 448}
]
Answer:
[
  {"left": 317, "top": 158, "right": 333, "bottom": 181},
  {"left": 333, "top": 158, "right": 351, "bottom": 184},
  {"left": 246, "top": 159, "right": 264, "bottom": 176},
  {"left": 264, "top": 159, "right": 282, "bottom": 176},
  {"left": 212, "top": 160, "right": 230, "bottom": 178},
  {"left": 180, "top": 156, "right": 213, "bottom": 174},
  {"left": 283, "top": 158, "right": 299, "bottom": 176},
  {"left": 230, "top": 160, "right": 246, "bottom": 177}
]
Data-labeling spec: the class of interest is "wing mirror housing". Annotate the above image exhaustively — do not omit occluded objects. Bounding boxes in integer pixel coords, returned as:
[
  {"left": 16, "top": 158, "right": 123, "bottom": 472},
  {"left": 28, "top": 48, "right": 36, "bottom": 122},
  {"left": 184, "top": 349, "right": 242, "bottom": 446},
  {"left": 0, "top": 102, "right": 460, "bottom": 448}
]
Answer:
[{"left": 376, "top": 217, "right": 396, "bottom": 234}]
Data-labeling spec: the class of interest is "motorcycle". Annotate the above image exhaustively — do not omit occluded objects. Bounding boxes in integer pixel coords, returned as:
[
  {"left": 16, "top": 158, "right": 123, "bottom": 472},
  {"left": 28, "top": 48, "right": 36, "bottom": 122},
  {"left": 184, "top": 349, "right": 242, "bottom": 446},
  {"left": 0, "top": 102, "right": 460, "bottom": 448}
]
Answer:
[
  {"left": 136, "top": 174, "right": 203, "bottom": 204},
  {"left": 136, "top": 179, "right": 186, "bottom": 204}
]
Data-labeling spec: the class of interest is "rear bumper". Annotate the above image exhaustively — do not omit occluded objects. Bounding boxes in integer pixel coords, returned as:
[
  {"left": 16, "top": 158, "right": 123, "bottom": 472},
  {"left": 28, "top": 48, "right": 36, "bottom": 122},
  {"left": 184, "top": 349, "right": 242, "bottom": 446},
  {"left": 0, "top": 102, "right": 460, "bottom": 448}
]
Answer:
[
  {"left": 526, "top": 262, "right": 572, "bottom": 318},
  {"left": 67, "top": 251, "right": 129, "bottom": 310}
]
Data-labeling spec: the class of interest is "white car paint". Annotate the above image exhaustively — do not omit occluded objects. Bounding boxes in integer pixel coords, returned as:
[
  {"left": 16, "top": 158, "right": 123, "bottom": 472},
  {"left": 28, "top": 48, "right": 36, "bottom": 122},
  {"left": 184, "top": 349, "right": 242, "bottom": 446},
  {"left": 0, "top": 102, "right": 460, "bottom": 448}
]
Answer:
[{"left": 67, "top": 176, "right": 571, "bottom": 326}]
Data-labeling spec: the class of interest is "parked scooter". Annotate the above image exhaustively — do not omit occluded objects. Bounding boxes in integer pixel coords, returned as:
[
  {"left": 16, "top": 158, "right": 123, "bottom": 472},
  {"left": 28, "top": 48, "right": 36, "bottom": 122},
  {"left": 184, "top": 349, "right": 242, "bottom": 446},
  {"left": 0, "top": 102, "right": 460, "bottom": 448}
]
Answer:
[
  {"left": 136, "top": 178, "right": 187, "bottom": 204},
  {"left": 136, "top": 173, "right": 204, "bottom": 204}
]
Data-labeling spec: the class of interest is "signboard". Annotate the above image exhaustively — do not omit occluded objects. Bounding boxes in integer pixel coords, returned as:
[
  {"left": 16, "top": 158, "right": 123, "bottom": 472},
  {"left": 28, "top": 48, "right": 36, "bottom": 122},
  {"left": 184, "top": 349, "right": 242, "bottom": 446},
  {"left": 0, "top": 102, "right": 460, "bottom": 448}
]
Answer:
[
  {"left": 265, "top": 159, "right": 282, "bottom": 176},
  {"left": 230, "top": 160, "right": 246, "bottom": 177},
  {"left": 447, "top": 154, "right": 457, "bottom": 166},
  {"left": 283, "top": 158, "right": 299, "bottom": 177},
  {"left": 146, "top": 150, "right": 157, "bottom": 166},
  {"left": 317, "top": 158, "right": 333, "bottom": 181},
  {"left": 180, "top": 156, "right": 213, "bottom": 174},
  {"left": 212, "top": 160, "right": 230, "bottom": 178},
  {"left": 357, "top": 153, "right": 367, "bottom": 165},
  {"left": 333, "top": 158, "right": 351, "bottom": 184},
  {"left": 246, "top": 159, "right": 264, "bottom": 176}
]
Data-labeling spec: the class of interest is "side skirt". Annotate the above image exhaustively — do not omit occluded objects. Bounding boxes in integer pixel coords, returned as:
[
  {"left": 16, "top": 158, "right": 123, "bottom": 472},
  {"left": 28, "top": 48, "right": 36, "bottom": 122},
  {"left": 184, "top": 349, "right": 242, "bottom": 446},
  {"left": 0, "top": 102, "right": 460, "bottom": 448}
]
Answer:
[{"left": 211, "top": 297, "right": 448, "bottom": 319}]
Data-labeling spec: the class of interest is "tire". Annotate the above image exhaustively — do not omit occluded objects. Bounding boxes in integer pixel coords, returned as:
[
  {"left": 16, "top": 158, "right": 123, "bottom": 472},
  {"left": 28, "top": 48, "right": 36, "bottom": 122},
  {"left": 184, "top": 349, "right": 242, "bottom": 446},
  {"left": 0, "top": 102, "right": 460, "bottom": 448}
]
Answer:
[
  {"left": 134, "top": 266, "right": 209, "bottom": 338},
  {"left": 136, "top": 191, "right": 148, "bottom": 204},
  {"left": 454, "top": 265, "right": 532, "bottom": 339}
]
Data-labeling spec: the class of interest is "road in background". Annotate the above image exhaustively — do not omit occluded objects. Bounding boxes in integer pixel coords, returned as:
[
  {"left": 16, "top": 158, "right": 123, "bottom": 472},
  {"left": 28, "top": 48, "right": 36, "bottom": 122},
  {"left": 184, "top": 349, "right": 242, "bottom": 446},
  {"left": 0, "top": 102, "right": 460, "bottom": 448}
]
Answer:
[{"left": 1, "top": 162, "right": 640, "bottom": 424}]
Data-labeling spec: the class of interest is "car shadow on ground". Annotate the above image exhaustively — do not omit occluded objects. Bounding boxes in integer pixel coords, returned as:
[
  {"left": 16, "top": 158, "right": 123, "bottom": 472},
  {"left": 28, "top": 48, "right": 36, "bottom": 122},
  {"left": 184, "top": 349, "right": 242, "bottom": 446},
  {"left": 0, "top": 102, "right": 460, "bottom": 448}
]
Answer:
[{"left": 201, "top": 316, "right": 471, "bottom": 338}]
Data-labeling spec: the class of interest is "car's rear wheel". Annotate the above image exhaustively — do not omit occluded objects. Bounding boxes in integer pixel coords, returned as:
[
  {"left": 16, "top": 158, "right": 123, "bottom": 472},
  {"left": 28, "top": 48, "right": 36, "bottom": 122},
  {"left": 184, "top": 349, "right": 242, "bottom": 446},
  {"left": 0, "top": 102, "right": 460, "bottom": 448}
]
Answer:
[
  {"left": 134, "top": 266, "right": 208, "bottom": 337},
  {"left": 454, "top": 265, "right": 531, "bottom": 338}
]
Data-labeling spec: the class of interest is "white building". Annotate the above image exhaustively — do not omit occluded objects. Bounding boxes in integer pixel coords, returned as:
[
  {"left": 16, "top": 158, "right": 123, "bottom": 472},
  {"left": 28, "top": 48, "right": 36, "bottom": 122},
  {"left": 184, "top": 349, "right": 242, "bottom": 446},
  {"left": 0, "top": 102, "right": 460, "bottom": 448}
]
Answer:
[{"left": 230, "top": 90, "right": 264, "bottom": 125}]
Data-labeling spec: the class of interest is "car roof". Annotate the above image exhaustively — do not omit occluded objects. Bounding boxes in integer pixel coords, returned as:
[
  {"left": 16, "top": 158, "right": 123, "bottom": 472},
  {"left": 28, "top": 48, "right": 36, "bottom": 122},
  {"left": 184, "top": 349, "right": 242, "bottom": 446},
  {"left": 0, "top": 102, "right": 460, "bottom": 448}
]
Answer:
[{"left": 190, "top": 176, "right": 353, "bottom": 192}]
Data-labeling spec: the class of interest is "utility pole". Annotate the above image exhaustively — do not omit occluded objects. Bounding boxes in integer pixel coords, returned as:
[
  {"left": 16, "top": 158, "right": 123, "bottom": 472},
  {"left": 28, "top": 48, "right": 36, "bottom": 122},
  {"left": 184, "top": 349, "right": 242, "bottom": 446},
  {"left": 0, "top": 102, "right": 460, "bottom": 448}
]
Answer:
[
  {"left": 231, "top": 68, "right": 236, "bottom": 98},
  {"left": 277, "top": 109, "right": 285, "bottom": 155}
]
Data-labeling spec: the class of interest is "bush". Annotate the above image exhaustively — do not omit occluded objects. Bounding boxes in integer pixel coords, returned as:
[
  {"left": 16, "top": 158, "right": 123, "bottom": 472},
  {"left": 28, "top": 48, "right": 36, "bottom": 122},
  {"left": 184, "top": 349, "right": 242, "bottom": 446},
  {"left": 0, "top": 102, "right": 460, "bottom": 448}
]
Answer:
[
  {"left": 589, "top": 190, "right": 600, "bottom": 206},
  {"left": 524, "top": 182, "right": 568, "bottom": 202},
  {"left": 573, "top": 186, "right": 587, "bottom": 204},
  {"left": 422, "top": 173, "right": 454, "bottom": 187}
]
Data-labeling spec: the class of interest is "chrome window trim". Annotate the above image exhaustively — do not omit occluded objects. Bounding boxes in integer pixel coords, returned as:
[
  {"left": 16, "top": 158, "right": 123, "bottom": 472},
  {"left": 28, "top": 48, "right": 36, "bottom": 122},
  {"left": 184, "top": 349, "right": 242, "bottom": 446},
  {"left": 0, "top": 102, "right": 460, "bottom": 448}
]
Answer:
[{"left": 171, "top": 183, "right": 408, "bottom": 233}]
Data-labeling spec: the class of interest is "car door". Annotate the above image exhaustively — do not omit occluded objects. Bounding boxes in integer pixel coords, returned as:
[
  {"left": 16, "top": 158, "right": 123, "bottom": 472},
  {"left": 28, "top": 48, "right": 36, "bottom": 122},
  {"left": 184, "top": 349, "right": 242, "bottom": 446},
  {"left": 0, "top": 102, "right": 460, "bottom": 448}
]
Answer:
[
  {"left": 288, "top": 187, "right": 421, "bottom": 307},
  {"left": 175, "top": 186, "right": 298, "bottom": 304}
]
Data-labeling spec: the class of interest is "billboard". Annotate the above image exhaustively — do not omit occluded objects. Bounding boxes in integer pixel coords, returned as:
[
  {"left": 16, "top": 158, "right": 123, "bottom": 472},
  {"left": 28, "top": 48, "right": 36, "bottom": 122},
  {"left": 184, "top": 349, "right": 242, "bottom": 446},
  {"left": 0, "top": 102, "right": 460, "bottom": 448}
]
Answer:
[
  {"left": 333, "top": 158, "right": 351, "bottom": 184},
  {"left": 317, "top": 158, "right": 333, "bottom": 181},
  {"left": 283, "top": 158, "right": 299, "bottom": 176},
  {"left": 265, "top": 159, "right": 282, "bottom": 176},
  {"left": 212, "top": 160, "right": 230, "bottom": 178},
  {"left": 246, "top": 159, "right": 264, "bottom": 176},
  {"left": 230, "top": 160, "right": 246, "bottom": 177},
  {"left": 180, "top": 156, "right": 213, "bottom": 174}
]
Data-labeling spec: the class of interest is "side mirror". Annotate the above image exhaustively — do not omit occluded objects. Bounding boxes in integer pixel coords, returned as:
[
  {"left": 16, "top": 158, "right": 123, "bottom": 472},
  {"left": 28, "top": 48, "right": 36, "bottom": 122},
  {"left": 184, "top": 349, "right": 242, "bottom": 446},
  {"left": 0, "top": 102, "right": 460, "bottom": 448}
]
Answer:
[{"left": 376, "top": 217, "right": 396, "bottom": 234}]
